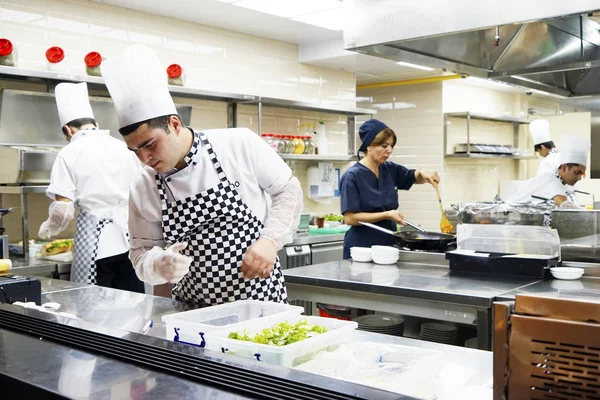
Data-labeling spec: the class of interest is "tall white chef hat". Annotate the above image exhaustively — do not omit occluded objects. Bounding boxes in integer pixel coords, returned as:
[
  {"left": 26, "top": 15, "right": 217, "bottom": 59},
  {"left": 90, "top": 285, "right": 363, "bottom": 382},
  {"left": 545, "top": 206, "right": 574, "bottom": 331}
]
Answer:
[
  {"left": 55, "top": 82, "right": 95, "bottom": 127},
  {"left": 101, "top": 44, "right": 176, "bottom": 130},
  {"left": 529, "top": 119, "right": 552, "bottom": 145},
  {"left": 559, "top": 136, "right": 590, "bottom": 166}
]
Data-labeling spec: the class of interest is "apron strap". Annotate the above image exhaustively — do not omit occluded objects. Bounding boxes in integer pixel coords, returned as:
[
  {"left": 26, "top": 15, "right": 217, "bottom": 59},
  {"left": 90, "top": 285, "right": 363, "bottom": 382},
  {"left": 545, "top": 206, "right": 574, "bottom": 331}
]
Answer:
[{"left": 197, "top": 131, "right": 228, "bottom": 183}]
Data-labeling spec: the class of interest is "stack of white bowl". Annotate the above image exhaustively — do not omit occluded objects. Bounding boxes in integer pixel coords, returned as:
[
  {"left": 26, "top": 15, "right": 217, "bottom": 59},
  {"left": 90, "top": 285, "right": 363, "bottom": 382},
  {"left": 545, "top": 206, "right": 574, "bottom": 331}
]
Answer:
[
  {"left": 350, "top": 247, "right": 372, "bottom": 262},
  {"left": 371, "top": 245, "right": 400, "bottom": 265}
]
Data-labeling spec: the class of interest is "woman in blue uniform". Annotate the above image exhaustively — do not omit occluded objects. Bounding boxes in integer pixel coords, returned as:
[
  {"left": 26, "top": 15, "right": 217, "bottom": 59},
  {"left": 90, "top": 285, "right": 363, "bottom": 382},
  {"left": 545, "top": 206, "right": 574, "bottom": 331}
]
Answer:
[{"left": 341, "top": 119, "right": 440, "bottom": 259}]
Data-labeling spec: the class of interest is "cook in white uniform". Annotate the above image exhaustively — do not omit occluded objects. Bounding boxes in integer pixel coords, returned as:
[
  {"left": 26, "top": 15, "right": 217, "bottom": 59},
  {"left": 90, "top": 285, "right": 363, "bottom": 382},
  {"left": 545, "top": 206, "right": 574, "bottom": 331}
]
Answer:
[
  {"left": 39, "top": 82, "right": 144, "bottom": 293},
  {"left": 508, "top": 136, "right": 589, "bottom": 208},
  {"left": 529, "top": 119, "right": 561, "bottom": 176},
  {"left": 101, "top": 44, "right": 303, "bottom": 305}
]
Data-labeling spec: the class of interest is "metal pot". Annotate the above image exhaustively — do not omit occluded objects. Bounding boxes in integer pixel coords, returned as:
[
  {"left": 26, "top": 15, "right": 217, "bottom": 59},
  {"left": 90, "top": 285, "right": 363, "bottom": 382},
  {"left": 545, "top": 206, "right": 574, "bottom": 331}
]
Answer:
[
  {"left": 551, "top": 210, "right": 600, "bottom": 240},
  {"left": 453, "top": 202, "right": 548, "bottom": 226}
]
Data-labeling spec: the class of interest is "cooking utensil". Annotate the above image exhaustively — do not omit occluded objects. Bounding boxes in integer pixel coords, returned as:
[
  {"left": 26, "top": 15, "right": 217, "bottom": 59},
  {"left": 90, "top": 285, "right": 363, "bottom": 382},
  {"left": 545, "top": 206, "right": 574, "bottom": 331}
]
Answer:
[
  {"left": 359, "top": 221, "right": 456, "bottom": 252},
  {"left": 403, "top": 219, "right": 426, "bottom": 233},
  {"left": 434, "top": 186, "right": 453, "bottom": 234}
]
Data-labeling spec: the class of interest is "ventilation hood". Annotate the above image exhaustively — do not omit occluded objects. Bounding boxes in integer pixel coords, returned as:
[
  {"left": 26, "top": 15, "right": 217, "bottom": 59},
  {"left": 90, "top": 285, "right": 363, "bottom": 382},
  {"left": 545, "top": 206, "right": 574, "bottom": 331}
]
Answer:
[{"left": 345, "top": 1, "right": 600, "bottom": 97}]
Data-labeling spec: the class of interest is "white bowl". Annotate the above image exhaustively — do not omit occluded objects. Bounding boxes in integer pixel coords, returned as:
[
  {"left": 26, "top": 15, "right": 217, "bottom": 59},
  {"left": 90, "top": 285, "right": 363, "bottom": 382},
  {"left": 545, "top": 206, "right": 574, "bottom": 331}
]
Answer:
[
  {"left": 350, "top": 247, "right": 372, "bottom": 254},
  {"left": 550, "top": 267, "right": 584, "bottom": 280},
  {"left": 372, "top": 256, "right": 399, "bottom": 265},
  {"left": 351, "top": 254, "right": 373, "bottom": 263},
  {"left": 372, "top": 245, "right": 399, "bottom": 253}
]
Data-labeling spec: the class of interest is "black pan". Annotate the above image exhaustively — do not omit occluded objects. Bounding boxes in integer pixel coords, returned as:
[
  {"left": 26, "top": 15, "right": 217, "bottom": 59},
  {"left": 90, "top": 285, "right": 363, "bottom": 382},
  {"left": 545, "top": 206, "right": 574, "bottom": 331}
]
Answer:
[{"left": 360, "top": 221, "right": 456, "bottom": 252}]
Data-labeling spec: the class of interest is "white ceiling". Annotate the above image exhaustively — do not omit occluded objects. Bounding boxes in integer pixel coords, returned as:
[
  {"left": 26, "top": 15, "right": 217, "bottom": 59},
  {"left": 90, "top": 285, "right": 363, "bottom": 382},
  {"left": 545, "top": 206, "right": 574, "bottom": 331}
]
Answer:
[{"left": 92, "top": 0, "right": 442, "bottom": 84}]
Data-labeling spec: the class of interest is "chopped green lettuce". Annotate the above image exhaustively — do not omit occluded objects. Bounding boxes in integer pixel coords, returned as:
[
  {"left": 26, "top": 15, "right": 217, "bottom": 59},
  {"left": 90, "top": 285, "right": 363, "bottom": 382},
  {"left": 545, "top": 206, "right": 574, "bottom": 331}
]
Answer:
[{"left": 228, "top": 319, "right": 327, "bottom": 346}]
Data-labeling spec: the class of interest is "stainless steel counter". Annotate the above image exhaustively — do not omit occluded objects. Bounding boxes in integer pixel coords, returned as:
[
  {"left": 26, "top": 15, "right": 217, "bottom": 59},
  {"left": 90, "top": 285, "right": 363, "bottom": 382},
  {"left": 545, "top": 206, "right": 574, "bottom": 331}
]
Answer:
[
  {"left": 8, "top": 256, "right": 70, "bottom": 278},
  {"left": 0, "top": 281, "right": 494, "bottom": 399},
  {"left": 496, "top": 276, "right": 600, "bottom": 302},
  {"left": 288, "top": 233, "right": 346, "bottom": 246},
  {"left": 283, "top": 259, "right": 539, "bottom": 350}
]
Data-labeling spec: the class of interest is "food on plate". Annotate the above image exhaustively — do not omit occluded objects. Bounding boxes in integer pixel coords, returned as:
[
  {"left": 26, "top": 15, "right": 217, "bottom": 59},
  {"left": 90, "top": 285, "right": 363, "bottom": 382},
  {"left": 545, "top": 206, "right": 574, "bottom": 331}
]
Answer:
[
  {"left": 228, "top": 319, "right": 327, "bottom": 346},
  {"left": 0, "top": 259, "right": 11, "bottom": 273},
  {"left": 40, "top": 239, "right": 74, "bottom": 256},
  {"left": 324, "top": 214, "right": 344, "bottom": 222}
]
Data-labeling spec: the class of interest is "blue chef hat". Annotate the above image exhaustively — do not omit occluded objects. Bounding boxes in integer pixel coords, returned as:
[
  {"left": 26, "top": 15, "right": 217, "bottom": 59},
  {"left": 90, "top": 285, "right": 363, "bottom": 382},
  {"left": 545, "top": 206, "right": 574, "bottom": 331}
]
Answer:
[{"left": 358, "top": 119, "right": 389, "bottom": 152}]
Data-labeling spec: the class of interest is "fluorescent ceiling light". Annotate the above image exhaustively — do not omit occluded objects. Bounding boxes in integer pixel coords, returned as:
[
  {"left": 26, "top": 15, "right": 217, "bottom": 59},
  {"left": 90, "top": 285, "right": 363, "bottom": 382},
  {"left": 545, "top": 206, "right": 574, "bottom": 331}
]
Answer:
[
  {"left": 396, "top": 62, "right": 434, "bottom": 71},
  {"left": 219, "top": 0, "right": 342, "bottom": 18},
  {"left": 217, "top": 0, "right": 344, "bottom": 30}
]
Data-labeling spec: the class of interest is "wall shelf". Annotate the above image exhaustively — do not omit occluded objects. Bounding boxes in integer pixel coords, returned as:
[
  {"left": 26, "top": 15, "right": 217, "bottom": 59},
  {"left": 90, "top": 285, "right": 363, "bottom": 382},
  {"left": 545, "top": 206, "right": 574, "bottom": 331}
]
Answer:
[
  {"left": 445, "top": 154, "right": 537, "bottom": 160},
  {"left": 443, "top": 112, "right": 532, "bottom": 160},
  {"left": 279, "top": 154, "right": 355, "bottom": 162}
]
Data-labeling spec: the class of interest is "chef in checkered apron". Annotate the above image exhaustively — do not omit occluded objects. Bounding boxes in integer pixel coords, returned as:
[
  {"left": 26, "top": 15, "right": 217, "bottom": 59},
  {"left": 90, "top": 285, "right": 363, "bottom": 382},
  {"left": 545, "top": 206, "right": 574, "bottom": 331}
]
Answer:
[
  {"left": 102, "top": 45, "right": 302, "bottom": 305},
  {"left": 38, "top": 82, "right": 145, "bottom": 293}
]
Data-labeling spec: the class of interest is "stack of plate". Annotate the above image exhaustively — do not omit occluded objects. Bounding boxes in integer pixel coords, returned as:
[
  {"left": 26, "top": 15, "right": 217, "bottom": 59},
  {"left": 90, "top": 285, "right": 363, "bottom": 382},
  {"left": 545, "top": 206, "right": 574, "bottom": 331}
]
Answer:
[
  {"left": 371, "top": 246, "right": 400, "bottom": 265},
  {"left": 350, "top": 247, "right": 372, "bottom": 262},
  {"left": 354, "top": 314, "right": 404, "bottom": 337},
  {"left": 419, "top": 322, "right": 458, "bottom": 345}
]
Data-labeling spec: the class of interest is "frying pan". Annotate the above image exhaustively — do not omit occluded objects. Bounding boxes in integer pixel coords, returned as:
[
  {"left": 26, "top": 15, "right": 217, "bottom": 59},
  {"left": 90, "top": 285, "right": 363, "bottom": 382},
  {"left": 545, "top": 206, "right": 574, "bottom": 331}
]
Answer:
[{"left": 359, "top": 221, "right": 456, "bottom": 252}]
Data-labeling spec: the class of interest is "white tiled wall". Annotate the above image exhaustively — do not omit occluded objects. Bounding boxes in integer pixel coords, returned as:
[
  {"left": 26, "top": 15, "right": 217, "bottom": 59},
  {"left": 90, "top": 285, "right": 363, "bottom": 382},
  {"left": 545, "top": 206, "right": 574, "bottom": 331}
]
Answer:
[{"left": 0, "top": 0, "right": 355, "bottom": 106}]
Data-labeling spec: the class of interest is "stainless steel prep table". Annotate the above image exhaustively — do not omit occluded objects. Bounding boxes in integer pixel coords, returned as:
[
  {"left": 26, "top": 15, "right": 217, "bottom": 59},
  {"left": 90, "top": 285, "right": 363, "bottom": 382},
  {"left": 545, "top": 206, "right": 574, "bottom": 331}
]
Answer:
[
  {"left": 496, "top": 276, "right": 600, "bottom": 302},
  {"left": 283, "top": 259, "right": 540, "bottom": 350}
]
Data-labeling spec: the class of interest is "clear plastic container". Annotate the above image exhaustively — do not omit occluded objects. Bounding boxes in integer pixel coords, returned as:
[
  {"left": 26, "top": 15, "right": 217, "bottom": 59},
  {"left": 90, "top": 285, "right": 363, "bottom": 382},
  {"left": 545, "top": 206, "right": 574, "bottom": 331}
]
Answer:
[
  {"left": 303, "top": 135, "right": 315, "bottom": 154},
  {"left": 210, "top": 315, "right": 357, "bottom": 368},
  {"left": 0, "top": 39, "right": 17, "bottom": 67},
  {"left": 161, "top": 299, "right": 303, "bottom": 347},
  {"left": 274, "top": 134, "right": 286, "bottom": 153},
  {"left": 46, "top": 46, "right": 65, "bottom": 72},
  {"left": 84, "top": 51, "right": 103, "bottom": 77},
  {"left": 167, "top": 63, "right": 185, "bottom": 86},
  {"left": 457, "top": 223, "right": 561, "bottom": 258},
  {"left": 283, "top": 135, "right": 296, "bottom": 154},
  {"left": 293, "top": 136, "right": 305, "bottom": 154},
  {"left": 262, "top": 134, "right": 278, "bottom": 152}
]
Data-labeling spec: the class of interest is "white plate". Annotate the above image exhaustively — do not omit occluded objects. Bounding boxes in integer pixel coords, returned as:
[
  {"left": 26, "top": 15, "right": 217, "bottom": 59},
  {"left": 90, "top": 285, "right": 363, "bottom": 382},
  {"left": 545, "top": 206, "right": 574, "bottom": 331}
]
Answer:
[
  {"left": 372, "top": 258, "right": 399, "bottom": 265},
  {"left": 351, "top": 255, "right": 373, "bottom": 263},
  {"left": 371, "top": 245, "right": 399, "bottom": 254},
  {"left": 550, "top": 267, "right": 584, "bottom": 280},
  {"left": 38, "top": 251, "right": 73, "bottom": 262}
]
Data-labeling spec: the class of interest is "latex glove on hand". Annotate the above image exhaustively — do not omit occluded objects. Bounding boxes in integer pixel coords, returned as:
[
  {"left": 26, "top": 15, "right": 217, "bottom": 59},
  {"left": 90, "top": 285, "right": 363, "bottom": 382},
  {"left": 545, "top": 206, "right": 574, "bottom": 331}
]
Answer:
[
  {"left": 38, "top": 201, "right": 75, "bottom": 239},
  {"left": 386, "top": 210, "right": 407, "bottom": 226},
  {"left": 241, "top": 237, "right": 277, "bottom": 280},
  {"left": 559, "top": 200, "right": 581, "bottom": 210},
  {"left": 153, "top": 242, "right": 192, "bottom": 283},
  {"left": 417, "top": 170, "right": 441, "bottom": 186}
]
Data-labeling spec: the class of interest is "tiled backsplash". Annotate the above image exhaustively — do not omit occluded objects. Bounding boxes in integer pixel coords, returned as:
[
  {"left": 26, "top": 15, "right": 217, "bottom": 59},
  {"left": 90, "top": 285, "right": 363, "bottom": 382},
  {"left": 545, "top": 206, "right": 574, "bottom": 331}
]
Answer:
[{"left": 0, "top": 0, "right": 355, "bottom": 106}]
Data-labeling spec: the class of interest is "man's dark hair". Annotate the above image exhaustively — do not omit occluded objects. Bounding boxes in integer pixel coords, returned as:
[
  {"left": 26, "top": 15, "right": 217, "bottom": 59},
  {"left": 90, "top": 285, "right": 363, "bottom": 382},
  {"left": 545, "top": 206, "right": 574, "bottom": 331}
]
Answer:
[
  {"left": 534, "top": 141, "right": 555, "bottom": 152},
  {"left": 119, "top": 114, "right": 180, "bottom": 136},
  {"left": 62, "top": 117, "right": 97, "bottom": 136}
]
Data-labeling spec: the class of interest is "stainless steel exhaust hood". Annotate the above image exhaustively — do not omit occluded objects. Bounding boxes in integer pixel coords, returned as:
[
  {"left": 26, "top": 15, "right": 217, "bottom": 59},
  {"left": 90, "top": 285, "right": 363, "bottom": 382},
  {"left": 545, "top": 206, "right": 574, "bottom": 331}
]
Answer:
[{"left": 345, "top": 1, "right": 600, "bottom": 97}]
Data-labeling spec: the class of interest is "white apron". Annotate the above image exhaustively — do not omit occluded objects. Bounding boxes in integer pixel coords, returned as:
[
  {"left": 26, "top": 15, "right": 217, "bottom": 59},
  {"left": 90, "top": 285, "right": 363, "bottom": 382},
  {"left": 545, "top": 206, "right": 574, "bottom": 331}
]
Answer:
[{"left": 155, "top": 130, "right": 287, "bottom": 305}]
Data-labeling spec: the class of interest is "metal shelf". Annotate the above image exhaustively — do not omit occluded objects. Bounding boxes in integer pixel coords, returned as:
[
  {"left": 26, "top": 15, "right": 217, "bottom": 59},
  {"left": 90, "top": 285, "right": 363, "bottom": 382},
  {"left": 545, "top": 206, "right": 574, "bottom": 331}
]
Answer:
[
  {"left": 244, "top": 97, "right": 376, "bottom": 116},
  {"left": 279, "top": 154, "right": 355, "bottom": 161},
  {"left": 445, "top": 112, "right": 530, "bottom": 124},
  {"left": 0, "top": 185, "right": 48, "bottom": 194},
  {"left": 445, "top": 154, "right": 537, "bottom": 160}
]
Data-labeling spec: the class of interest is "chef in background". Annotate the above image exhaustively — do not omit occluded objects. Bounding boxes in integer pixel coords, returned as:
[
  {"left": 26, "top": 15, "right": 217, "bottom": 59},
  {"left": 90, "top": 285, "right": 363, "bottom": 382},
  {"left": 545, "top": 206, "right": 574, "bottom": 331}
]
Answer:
[
  {"left": 39, "top": 82, "right": 144, "bottom": 293},
  {"left": 507, "top": 136, "right": 589, "bottom": 208},
  {"left": 530, "top": 119, "right": 561, "bottom": 176},
  {"left": 101, "top": 44, "right": 302, "bottom": 305},
  {"left": 340, "top": 119, "right": 440, "bottom": 259}
]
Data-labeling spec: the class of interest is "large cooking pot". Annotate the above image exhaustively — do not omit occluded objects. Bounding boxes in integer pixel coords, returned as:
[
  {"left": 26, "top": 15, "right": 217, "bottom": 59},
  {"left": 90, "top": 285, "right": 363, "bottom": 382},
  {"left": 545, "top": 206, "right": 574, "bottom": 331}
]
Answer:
[
  {"left": 360, "top": 222, "right": 456, "bottom": 252},
  {"left": 551, "top": 209, "right": 600, "bottom": 240},
  {"left": 453, "top": 202, "right": 550, "bottom": 226}
]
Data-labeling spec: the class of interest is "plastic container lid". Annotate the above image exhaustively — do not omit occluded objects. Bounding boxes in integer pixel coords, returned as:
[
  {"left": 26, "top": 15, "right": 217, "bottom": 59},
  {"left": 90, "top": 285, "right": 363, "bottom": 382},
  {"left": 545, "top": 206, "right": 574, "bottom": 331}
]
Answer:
[
  {"left": 84, "top": 51, "right": 102, "bottom": 67},
  {"left": 46, "top": 46, "right": 65, "bottom": 63},
  {"left": 0, "top": 39, "right": 13, "bottom": 57},
  {"left": 167, "top": 63, "right": 183, "bottom": 78}
]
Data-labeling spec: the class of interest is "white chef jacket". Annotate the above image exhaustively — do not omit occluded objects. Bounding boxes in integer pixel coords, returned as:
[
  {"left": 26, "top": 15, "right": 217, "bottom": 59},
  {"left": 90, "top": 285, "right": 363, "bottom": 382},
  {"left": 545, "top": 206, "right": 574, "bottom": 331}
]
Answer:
[
  {"left": 507, "top": 172, "right": 567, "bottom": 204},
  {"left": 536, "top": 149, "right": 560, "bottom": 176},
  {"left": 46, "top": 129, "right": 142, "bottom": 260},
  {"left": 128, "top": 128, "right": 292, "bottom": 282}
]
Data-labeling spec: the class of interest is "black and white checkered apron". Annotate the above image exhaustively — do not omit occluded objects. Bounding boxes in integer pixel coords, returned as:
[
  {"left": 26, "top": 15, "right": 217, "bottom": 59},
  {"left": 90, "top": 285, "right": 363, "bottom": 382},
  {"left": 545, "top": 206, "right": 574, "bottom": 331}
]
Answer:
[
  {"left": 155, "top": 130, "right": 287, "bottom": 305},
  {"left": 71, "top": 209, "right": 112, "bottom": 285}
]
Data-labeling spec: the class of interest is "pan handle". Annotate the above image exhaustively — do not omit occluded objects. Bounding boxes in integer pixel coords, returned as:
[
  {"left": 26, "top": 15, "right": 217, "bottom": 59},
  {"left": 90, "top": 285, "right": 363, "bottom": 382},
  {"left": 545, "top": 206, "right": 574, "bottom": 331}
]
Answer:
[
  {"left": 403, "top": 219, "right": 427, "bottom": 233},
  {"left": 358, "top": 221, "right": 397, "bottom": 236}
]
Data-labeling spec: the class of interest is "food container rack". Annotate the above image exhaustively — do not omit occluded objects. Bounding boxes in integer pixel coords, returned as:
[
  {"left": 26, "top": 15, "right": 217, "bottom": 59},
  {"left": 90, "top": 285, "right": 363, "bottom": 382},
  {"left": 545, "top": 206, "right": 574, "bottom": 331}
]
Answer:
[
  {"left": 454, "top": 201, "right": 552, "bottom": 226},
  {"left": 161, "top": 300, "right": 303, "bottom": 348},
  {"left": 210, "top": 315, "right": 358, "bottom": 368}
]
